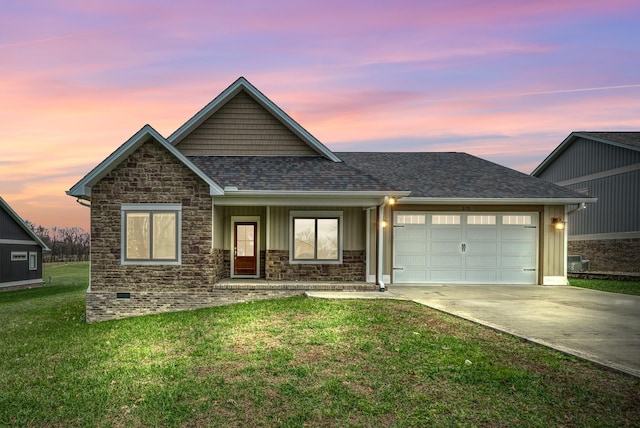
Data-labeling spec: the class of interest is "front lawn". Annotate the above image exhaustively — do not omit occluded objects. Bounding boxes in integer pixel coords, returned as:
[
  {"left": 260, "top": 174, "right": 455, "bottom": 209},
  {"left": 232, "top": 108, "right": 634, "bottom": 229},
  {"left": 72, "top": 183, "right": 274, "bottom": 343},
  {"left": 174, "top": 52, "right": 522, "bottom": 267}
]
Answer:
[
  {"left": 1, "top": 263, "right": 638, "bottom": 427},
  {"left": 569, "top": 278, "right": 640, "bottom": 296}
]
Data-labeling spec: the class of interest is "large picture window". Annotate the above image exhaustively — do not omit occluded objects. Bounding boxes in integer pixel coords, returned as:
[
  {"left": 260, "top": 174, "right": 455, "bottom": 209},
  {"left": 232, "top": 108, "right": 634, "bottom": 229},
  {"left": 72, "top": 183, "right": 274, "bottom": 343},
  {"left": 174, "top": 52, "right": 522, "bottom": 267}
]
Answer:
[
  {"left": 290, "top": 211, "right": 342, "bottom": 264},
  {"left": 121, "top": 204, "right": 181, "bottom": 265}
]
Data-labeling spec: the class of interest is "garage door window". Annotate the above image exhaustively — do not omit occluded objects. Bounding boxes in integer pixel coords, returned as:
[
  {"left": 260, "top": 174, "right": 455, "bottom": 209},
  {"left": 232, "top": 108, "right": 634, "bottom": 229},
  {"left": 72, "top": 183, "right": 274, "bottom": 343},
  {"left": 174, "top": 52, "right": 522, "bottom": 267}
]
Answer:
[
  {"left": 432, "top": 215, "right": 460, "bottom": 225},
  {"left": 467, "top": 215, "right": 496, "bottom": 225},
  {"left": 396, "top": 214, "right": 426, "bottom": 224},
  {"left": 502, "top": 215, "right": 534, "bottom": 225}
]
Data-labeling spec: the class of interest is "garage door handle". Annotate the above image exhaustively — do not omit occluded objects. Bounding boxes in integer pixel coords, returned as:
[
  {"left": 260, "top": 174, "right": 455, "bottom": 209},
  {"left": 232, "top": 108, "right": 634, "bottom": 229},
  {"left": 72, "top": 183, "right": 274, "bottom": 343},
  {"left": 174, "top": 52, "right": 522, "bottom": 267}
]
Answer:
[
  {"left": 393, "top": 267, "right": 404, "bottom": 270},
  {"left": 461, "top": 243, "right": 466, "bottom": 252}
]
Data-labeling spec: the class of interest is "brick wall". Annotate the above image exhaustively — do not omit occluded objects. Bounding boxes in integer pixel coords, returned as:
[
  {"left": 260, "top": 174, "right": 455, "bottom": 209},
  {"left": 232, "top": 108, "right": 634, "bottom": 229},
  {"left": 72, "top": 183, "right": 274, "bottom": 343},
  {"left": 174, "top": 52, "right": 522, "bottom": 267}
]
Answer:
[
  {"left": 569, "top": 238, "right": 640, "bottom": 273},
  {"left": 265, "top": 250, "right": 366, "bottom": 281},
  {"left": 90, "top": 139, "right": 222, "bottom": 294}
]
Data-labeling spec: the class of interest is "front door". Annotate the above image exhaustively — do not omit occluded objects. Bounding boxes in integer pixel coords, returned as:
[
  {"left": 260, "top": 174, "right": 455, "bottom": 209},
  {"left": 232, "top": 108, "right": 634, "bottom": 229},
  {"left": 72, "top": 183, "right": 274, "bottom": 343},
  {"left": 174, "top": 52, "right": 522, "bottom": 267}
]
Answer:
[{"left": 234, "top": 222, "right": 257, "bottom": 276}]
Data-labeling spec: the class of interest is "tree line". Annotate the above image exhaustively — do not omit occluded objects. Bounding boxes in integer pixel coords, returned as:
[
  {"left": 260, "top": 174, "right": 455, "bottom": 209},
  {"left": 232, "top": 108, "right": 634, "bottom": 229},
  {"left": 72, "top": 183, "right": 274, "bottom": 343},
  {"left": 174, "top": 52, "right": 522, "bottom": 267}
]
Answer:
[{"left": 25, "top": 221, "right": 90, "bottom": 263}]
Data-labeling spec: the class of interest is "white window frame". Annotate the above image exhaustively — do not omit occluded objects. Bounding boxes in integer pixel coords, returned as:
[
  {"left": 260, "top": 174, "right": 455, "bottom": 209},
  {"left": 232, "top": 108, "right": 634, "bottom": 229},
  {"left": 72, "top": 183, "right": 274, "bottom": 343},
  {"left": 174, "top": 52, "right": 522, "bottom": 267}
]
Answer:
[
  {"left": 11, "top": 251, "right": 28, "bottom": 261},
  {"left": 289, "top": 210, "right": 343, "bottom": 264},
  {"left": 28, "top": 252, "right": 38, "bottom": 270},
  {"left": 121, "top": 204, "right": 182, "bottom": 265}
]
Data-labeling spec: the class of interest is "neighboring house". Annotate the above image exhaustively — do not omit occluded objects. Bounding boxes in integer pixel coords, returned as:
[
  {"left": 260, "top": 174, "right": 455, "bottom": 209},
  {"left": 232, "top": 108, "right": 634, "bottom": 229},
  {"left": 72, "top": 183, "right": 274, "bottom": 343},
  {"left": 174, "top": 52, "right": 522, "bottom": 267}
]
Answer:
[
  {"left": 532, "top": 132, "right": 640, "bottom": 273},
  {"left": 68, "top": 77, "right": 594, "bottom": 322},
  {"left": 0, "top": 196, "right": 49, "bottom": 291}
]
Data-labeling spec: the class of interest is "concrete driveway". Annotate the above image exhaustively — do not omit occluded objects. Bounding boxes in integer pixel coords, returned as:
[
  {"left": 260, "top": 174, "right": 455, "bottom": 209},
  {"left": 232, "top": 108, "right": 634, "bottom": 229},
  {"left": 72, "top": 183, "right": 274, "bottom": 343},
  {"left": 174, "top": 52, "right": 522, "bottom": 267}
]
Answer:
[{"left": 389, "top": 285, "right": 640, "bottom": 377}]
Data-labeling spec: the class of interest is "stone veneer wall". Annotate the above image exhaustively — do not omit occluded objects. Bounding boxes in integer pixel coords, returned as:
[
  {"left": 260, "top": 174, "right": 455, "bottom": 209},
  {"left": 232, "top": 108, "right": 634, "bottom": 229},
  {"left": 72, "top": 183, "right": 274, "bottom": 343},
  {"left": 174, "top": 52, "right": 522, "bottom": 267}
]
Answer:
[
  {"left": 265, "top": 250, "right": 366, "bottom": 281},
  {"left": 569, "top": 238, "right": 640, "bottom": 273},
  {"left": 87, "top": 139, "right": 226, "bottom": 322}
]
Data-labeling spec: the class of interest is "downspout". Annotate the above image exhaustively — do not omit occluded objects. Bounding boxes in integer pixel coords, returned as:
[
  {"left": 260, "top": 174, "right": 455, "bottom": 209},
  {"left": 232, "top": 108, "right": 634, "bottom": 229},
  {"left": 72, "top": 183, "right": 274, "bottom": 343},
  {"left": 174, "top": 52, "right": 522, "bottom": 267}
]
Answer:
[
  {"left": 377, "top": 196, "right": 389, "bottom": 292},
  {"left": 567, "top": 202, "right": 587, "bottom": 216}
]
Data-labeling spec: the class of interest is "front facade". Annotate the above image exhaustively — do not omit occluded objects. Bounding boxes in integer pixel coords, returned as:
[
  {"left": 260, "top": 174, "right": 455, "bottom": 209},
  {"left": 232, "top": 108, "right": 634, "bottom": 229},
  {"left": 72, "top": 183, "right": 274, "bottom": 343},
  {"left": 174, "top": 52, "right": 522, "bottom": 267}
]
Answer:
[
  {"left": 68, "top": 78, "right": 594, "bottom": 322},
  {"left": 0, "top": 197, "right": 49, "bottom": 291},
  {"left": 532, "top": 132, "right": 640, "bottom": 273}
]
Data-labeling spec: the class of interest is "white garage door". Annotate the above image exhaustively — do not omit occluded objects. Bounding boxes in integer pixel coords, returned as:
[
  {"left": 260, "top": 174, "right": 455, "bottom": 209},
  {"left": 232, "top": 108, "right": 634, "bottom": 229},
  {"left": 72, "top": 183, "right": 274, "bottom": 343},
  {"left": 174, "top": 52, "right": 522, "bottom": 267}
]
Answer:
[{"left": 393, "top": 212, "right": 538, "bottom": 284}]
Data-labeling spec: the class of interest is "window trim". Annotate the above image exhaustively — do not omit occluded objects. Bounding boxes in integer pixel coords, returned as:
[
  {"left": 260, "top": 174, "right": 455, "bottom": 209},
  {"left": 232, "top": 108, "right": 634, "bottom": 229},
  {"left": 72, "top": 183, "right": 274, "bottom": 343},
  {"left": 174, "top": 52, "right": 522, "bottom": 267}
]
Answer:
[
  {"left": 289, "top": 210, "right": 343, "bottom": 265},
  {"left": 121, "top": 204, "right": 182, "bottom": 265},
  {"left": 28, "top": 252, "right": 38, "bottom": 270},
  {"left": 11, "top": 251, "right": 28, "bottom": 261}
]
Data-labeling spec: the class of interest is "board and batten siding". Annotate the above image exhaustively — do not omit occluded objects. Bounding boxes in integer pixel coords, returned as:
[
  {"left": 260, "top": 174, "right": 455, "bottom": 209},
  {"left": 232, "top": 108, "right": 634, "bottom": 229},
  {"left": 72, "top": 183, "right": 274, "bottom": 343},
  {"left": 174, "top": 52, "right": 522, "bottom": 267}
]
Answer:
[
  {"left": 176, "top": 91, "right": 320, "bottom": 156},
  {"left": 267, "top": 206, "right": 365, "bottom": 251},
  {"left": 542, "top": 205, "right": 566, "bottom": 280},
  {"left": 538, "top": 137, "right": 640, "bottom": 183},
  {"left": 565, "top": 170, "right": 640, "bottom": 236}
]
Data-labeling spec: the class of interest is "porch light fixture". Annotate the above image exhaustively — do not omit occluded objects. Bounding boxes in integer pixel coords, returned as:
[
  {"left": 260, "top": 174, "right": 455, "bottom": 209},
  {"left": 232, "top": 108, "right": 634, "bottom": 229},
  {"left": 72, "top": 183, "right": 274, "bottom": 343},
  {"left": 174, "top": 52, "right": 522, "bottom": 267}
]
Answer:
[
  {"left": 388, "top": 197, "right": 396, "bottom": 205},
  {"left": 381, "top": 220, "right": 388, "bottom": 228},
  {"left": 552, "top": 218, "right": 565, "bottom": 231}
]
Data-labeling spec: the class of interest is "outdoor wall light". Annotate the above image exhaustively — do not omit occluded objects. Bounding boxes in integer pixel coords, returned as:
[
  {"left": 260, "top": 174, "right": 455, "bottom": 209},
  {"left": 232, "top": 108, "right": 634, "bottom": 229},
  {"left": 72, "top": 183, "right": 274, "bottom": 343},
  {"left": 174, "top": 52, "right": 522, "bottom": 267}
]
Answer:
[
  {"left": 388, "top": 197, "right": 397, "bottom": 205},
  {"left": 552, "top": 218, "right": 565, "bottom": 231},
  {"left": 381, "top": 220, "right": 388, "bottom": 228}
]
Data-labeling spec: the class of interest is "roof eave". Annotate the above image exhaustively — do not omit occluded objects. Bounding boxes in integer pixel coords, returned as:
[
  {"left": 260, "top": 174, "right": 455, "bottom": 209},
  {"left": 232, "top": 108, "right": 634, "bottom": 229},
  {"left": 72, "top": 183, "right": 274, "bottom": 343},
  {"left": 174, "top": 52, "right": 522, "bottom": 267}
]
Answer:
[{"left": 398, "top": 197, "right": 598, "bottom": 205}]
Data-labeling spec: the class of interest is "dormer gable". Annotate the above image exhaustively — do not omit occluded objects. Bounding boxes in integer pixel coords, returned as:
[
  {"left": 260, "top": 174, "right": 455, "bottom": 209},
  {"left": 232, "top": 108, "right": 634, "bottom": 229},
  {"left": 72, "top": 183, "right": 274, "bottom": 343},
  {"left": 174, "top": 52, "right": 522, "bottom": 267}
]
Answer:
[{"left": 169, "top": 77, "right": 341, "bottom": 162}]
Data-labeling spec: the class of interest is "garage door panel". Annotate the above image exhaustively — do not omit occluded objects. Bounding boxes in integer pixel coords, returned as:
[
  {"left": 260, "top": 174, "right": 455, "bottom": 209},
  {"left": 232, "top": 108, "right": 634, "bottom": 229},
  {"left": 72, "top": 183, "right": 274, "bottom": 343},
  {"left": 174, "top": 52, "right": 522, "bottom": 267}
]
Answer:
[
  {"left": 466, "top": 242, "right": 498, "bottom": 254},
  {"left": 431, "top": 228, "right": 462, "bottom": 239},
  {"left": 465, "top": 255, "right": 498, "bottom": 268},
  {"left": 466, "top": 228, "right": 498, "bottom": 240},
  {"left": 502, "top": 241, "right": 536, "bottom": 255},
  {"left": 430, "top": 270, "right": 462, "bottom": 282},
  {"left": 501, "top": 228, "right": 537, "bottom": 240},
  {"left": 430, "top": 254, "right": 463, "bottom": 267},
  {"left": 394, "top": 269, "right": 427, "bottom": 283},
  {"left": 463, "top": 270, "right": 498, "bottom": 282},
  {"left": 430, "top": 242, "right": 461, "bottom": 253},
  {"left": 395, "top": 241, "right": 427, "bottom": 253},
  {"left": 394, "top": 226, "right": 427, "bottom": 240},
  {"left": 500, "top": 270, "right": 537, "bottom": 284},
  {"left": 501, "top": 255, "right": 536, "bottom": 267}
]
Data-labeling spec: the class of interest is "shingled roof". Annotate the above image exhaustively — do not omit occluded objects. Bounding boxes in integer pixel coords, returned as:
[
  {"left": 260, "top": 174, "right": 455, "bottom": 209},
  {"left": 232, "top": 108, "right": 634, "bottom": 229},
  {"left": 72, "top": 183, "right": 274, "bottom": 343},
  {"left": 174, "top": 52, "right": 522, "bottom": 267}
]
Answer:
[
  {"left": 189, "top": 151, "right": 591, "bottom": 201},
  {"left": 578, "top": 132, "right": 640, "bottom": 149},
  {"left": 188, "top": 155, "right": 396, "bottom": 192},
  {"left": 338, "top": 152, "right": 589, "bottom": 200}
]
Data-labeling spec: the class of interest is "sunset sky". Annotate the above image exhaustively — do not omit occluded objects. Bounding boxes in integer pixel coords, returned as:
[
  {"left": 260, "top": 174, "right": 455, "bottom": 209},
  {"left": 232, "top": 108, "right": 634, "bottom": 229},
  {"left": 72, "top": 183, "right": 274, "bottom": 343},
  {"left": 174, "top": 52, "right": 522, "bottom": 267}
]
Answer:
[{"left": 1, "top": 0, "right": 639, "bottom": 231}]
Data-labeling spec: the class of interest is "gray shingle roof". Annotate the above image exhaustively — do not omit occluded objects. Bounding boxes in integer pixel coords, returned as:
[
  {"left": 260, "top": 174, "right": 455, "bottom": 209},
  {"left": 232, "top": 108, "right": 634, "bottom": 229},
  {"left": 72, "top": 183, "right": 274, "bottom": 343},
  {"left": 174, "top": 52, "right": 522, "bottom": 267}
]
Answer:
[
  {"left": 579, "top": 132, "right": 640, "bottom": 149},
  {"left": 337, "top": 152, "right": 587, "bottom": 199},
  {"left": 188, "top": 156, "right": 395, "bottom": 192},
  {"left": 190, "top": 152, "right": 588, "bottom": 200}
]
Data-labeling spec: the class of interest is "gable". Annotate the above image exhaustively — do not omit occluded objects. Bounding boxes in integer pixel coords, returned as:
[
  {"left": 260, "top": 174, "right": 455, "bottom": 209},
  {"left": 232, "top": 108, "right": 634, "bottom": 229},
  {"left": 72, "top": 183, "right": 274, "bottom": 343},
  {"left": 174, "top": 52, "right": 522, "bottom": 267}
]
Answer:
[
  {"left": 168, "top": 77, "right": 341, "bottom": 162},
  {"left": 175, "top": 90, "right": 320, "bottom": 156},
  {"left": 0, "top": 197, "right": 49, "bottom": 249},
  {"left": 535, "top": 135, "right": 640, "bottom": 182},
  {"left": 0, "top": 205, "right": 32, "bottom": 241},
  {"left": 67, "top": 125, "right": 224, "bottom": 200}
]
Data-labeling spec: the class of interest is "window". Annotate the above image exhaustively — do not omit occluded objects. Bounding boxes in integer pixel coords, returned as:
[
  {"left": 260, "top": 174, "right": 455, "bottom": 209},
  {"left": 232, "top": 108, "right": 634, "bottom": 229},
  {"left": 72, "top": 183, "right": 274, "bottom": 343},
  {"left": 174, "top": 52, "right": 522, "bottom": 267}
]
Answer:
[
  {"left": 121, "top": 204, "right": 181, "bottom": 265},
  {"left": 396, "top": 214, "right": 426, "bottom": 225},
  {"left": 290, "top": 211, "right": 342, "bottom": 263},
  {"left": 431, "top": 215, "right": 460, "bottom": 225},
  {"left": 29, "top": 252, "right": 37, "bottom": 270},
  {"left": 11, "top": 252, "right": 27, "bottom": 261},
  {"left": 467, "top": 215, "right": 496, "bottom": 225},
  {"left": 502, "top": 215, "right": 533, "bottom": 225}
]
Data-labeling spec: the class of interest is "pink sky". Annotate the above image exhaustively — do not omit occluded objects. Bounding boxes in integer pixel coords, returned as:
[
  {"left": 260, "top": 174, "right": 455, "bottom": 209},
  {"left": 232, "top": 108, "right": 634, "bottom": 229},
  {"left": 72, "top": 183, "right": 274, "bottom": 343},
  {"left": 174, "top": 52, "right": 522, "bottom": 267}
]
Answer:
[{"left": 1, "top": 0, "right": 639, "bottom": 231}]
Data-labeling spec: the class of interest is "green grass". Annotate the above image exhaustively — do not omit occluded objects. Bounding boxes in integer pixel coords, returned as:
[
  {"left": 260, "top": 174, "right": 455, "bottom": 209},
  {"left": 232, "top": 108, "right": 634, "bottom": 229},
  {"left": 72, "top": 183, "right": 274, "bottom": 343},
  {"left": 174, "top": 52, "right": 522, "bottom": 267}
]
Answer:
[
  {"left": 569, "top": 278, "right": 640, "bottom": 295},
  {"left": 1, "top": 263, "right": 639, "bottom": 427}
]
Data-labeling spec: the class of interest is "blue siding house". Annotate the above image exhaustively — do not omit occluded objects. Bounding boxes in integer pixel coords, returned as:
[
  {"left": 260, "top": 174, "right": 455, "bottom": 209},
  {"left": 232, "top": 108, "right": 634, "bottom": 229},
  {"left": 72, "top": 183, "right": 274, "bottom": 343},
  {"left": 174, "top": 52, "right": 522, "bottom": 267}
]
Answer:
[
  {"left": 0, "top": 197, "right": 49, "bottom": 291},
  {"left": 532, "top": 132, "right": 640, "bottom": 273}
]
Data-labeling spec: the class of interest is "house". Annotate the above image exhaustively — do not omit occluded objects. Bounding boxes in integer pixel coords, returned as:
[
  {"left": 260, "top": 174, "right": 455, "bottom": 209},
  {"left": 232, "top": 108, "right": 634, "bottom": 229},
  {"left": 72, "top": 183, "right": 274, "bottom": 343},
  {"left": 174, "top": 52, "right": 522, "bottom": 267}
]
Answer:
[
  {"left": 67, "top": 77, "right": 595, "bottom": 322},
  {"left": 532, "top": 132, "right": 640, "bottom": 274},
  {"left": 0, "top": 196, "right": 49, "bottom": 291}
]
